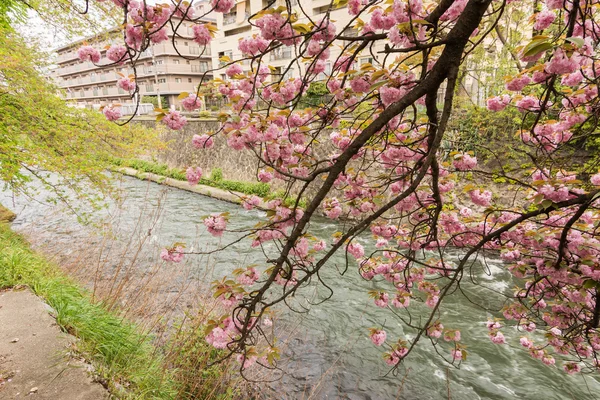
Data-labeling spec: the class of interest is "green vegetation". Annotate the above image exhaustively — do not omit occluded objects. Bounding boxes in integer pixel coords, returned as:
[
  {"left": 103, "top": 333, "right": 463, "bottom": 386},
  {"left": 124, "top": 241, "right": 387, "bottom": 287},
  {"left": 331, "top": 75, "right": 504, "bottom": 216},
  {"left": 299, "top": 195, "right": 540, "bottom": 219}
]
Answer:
[
  {"left": 0, "top": 222, "right": 177, "bottom": 398},
  {"left": 210, "top": 167, "right": 224, "bottom": 182},
  {"left": 0, "top": 25, "right": 160, "bottom": 206},
  {"left": 299, "top": 81, "right": 331, "bottom": 108},
  {"left": 142, "top": 95, "right": 170, "bottom": 110},
  {"left": 0, "top": 220, "right": 245, "bottom": 399},
  {"left": 110, "top": 158, "right": 271, "bottom": 197},
  {"left": 265, "top": 189, "right": 307, "bottom": 209}
]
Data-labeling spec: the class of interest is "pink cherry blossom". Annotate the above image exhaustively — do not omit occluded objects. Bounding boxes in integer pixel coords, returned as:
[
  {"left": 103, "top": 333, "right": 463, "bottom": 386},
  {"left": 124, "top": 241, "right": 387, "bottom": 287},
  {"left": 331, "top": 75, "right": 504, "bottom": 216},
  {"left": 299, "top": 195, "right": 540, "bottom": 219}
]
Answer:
[
  {"left": 534, "top": 10, "right": 556, "bottom": 30},
  {"left": 506, "top": 75, "right": 531, "bottom": 91},
  {"left": 520, "top": 337, "right": 533, "bottom": 348},
  {"left": 453, "top": 153, "right": 477, "bottom": 171},
  {"left": 192, "top": 134, "right": 214, "bottom": 149},
  {"left": 182, "top": 94, "right": 202, "bottom": 111},
  {"left": 487, "top": 94, "right": 511, "bottom": 111},
  {"left": 103, "top": 106, "right": 121, "bottom": 121},
  {"left": 77, "top": 45, "right": 100, "bottom": 63},
  {"left": 204, "top": 214, "right": 228, "bottom": 237},
  {"left": 117, "top": 77, "right": 136, "bottom": 92},
  {"left": 160, "top": 246, "right": 185, "bottom": 263},
  {"left": 347, "top": 242, "right": 365, "bottom": 258},
  {"left": 162, "top": 111, "right": 187, "bottom": 130},
  {"left": 226, "top": 64, "right": 244, "bottom": 78},
  {"left": 186, "top": 166, "right": 202, "bottom": 185},
  {"left": 469, "top": 189, "right": 492, "bottom": 207},
  {"left": 193, "top": 24, "right": 212, "bottom": 46},
  {"left": 106, "top": 45, "right": 127, "bottom": 63},
  {"left": 451, "top": 349, "right": 463, "bottom": 361},
  {"left": 211, "top": 0, "right": 234, "bottom": 13},
  {"left": 370, "top": 329, "right": 387, "bottom": 346}
]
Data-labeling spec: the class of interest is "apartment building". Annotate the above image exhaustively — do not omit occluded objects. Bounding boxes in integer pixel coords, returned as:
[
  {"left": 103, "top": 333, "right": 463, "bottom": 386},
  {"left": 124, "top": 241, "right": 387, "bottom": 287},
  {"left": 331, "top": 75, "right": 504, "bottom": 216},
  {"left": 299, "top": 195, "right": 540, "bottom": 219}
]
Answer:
[
  {"left": 212, "top": 0, "right": 497, "bottom": 106},
  {"left": 54, "top": 1, "right": 216, "bottom": 108},
  {"left": 212, "top": 0, "right": 383, "bottom": 82}
]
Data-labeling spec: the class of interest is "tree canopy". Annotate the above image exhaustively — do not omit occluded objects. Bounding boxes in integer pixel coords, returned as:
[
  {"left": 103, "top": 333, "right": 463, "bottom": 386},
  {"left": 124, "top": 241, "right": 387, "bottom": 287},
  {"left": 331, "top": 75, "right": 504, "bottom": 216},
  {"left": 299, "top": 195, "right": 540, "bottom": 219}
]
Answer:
[
  {"left": 67, "top": 0, "right": 600, "bottom": 377},
  {"left": 0, "top": 21, "right": 160, "bottom": 212}
]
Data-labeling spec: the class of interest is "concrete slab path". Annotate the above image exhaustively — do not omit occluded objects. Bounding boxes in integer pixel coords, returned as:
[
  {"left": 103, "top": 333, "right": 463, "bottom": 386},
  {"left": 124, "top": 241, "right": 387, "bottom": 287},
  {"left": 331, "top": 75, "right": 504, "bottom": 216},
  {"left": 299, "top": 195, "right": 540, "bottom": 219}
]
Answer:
[{"left": 0, "top": 290, "right": 108, "bottom": 399}]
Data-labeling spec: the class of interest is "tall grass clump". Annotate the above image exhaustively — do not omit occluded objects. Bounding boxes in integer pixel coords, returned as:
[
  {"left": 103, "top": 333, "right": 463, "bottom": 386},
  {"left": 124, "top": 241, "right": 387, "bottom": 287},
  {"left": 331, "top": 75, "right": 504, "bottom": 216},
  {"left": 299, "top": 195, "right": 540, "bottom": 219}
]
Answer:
[{"left": 0, "top": 222, "right": 175, "bottom": 398}]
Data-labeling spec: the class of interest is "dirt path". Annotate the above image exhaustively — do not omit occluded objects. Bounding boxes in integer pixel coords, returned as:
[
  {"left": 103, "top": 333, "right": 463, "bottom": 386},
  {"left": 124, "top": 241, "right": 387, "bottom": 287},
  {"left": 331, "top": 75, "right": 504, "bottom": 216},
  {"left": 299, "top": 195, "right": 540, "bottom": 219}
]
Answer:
[{"left": 0, "top": 290, "right": 108, "bottom": 399}]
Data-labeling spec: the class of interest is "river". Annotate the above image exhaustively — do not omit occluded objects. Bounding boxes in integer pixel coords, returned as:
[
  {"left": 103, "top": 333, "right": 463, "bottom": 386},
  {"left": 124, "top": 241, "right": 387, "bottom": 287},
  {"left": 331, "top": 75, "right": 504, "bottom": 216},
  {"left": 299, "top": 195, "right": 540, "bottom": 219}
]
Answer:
[{"left": 2, "top": 175, "right": 599, "bottom": 399}]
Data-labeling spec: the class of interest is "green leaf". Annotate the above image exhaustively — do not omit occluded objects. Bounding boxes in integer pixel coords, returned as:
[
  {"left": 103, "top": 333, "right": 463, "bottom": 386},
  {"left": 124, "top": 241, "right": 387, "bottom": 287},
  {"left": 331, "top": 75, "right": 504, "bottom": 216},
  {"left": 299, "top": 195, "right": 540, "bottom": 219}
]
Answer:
[
  {"left": 369, "top": 80, "right": 387, "bottom": 92},
  {"left": 565, "top": 37, "right": 585, "bottom": 48},
  {"left": 583, "top": 280, "right": 597, "bottom": 289},
  {"left": 523, "top": 41, "right": 553, "bottom": 57}
]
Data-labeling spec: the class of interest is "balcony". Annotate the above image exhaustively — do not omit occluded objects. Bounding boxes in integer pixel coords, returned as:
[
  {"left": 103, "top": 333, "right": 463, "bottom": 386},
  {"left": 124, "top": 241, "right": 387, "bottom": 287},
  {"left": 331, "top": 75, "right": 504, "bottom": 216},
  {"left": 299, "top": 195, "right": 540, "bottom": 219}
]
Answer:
[{"left": 270, "top": 47, "right": 292, "bottom": 61}]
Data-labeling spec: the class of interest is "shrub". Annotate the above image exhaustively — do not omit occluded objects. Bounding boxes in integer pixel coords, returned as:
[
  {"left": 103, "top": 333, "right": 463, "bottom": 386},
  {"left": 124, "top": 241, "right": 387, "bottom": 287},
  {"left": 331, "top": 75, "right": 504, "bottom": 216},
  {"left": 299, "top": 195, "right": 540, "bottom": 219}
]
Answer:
[{"left": 210, "top": 167, "right": 223, "bottom": 182}]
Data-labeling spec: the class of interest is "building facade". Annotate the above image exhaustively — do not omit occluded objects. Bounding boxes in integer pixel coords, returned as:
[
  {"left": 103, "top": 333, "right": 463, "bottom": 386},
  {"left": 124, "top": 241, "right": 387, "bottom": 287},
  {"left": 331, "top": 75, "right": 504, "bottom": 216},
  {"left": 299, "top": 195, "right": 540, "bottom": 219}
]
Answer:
[
  {"left": 212, "top": 0, "right": 383, "bottom": 82},
  {"left": 54, "top": 1, "right": 216, "bottom": 109}
]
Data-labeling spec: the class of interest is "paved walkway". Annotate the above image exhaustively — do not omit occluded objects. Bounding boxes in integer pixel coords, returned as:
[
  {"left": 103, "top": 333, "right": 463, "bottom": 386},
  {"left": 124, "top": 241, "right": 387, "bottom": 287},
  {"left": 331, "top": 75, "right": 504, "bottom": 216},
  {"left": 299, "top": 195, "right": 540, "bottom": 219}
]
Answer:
[{"left": 0, "top": 290, "right": 108, "bottom": 399}]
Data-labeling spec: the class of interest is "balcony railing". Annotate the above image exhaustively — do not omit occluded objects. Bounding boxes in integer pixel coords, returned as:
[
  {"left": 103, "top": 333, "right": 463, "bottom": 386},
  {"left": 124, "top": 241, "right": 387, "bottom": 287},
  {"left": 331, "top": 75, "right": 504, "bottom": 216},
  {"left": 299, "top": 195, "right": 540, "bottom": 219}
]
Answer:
[{"left": 270, "top": 48, "right": 292, "bottom": 61}]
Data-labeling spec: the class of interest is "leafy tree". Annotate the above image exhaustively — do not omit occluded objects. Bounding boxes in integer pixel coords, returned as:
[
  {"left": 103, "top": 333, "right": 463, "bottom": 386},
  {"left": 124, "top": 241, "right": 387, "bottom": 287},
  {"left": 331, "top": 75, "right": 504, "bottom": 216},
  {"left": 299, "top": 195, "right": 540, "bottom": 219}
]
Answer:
[
  {"left": 75, "top": 0, "right": 600, "bottom": 378},
  {"left": 0, "top": 25, "right": 160, "bottom": 211},
  {"left": 141, "top": 95, "right": 169, "bottom": 110}
]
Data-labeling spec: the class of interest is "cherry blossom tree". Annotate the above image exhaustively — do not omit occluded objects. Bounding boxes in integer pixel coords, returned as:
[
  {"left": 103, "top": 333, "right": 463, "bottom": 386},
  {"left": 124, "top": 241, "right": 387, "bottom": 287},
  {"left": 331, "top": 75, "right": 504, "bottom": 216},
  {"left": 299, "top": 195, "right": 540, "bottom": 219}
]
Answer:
[{"left": 76, "top": 0, "right": 600, "bottom": 376}]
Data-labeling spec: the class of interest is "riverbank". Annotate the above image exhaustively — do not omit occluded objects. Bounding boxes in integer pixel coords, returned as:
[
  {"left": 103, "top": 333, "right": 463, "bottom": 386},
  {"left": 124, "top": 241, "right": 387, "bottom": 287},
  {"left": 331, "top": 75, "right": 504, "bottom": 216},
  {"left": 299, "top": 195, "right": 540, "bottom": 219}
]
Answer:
[
  {"left": 0, "top": 200, "right": 254, "bottom": 400},
  {"left": 0, "top": 218, "right": 177, "bottom": 398},
  {"left": 116, "top": 166, "right": 269, "bottom": 210},
  {"left": 110, "top": 157, "right": 307, "bottom": 209}
]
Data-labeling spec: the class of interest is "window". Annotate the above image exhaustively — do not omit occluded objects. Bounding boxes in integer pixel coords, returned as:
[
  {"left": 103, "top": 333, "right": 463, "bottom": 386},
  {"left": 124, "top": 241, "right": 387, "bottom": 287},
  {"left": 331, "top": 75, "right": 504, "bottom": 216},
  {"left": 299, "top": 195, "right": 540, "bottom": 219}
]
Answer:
[
  {"left": 156, "top": 60, "right": 164, "bottom": 65},
  {"left": 360, "top": 57, "right": 374, "bottom": 65},
  {"left": 188, "top": 78, "right": 192, "bottom": 83},
  {"left": 184, "top": 41, "right": 188, "bottom": 46},
  {"left": 158, "top": 78, "right": 166, "bottom": 83},
  {"left": 173, "top": 59, "right": 180, "bottom": 64},
  {"left": 218, "top": 50, "right": 233, "bottom": 67},
  {"left": 102, "top": 86, "right": 108, "bottom": 95},
  {"left": 145, "top": 82, "right": 154, "bottom": 92},
  {"left": 175, "top": 78, "right": 182, "bottom": 83},
  {"left": 93, "top": 87, "right": 98, "bottom": 96},
  {"left": 190, "top": 47, "right": 200, "bottom": 55},
  {"left": 118, "top": 86, "right": 125, "bottom": 94},
  {"left": 284, "top": 68, "right": 294, "bottom": 80},
  {"left": 186, "top": 60, "right": 190, "bottom": 64},
  {"left": 90, "top": 72, "right": 96, "bottom": 82},
  {"left": 223, "top": 11, "right": 237, "bottom": 25},
  {"left": 270, "top": 47, "right": 292, "bottom": 61}
]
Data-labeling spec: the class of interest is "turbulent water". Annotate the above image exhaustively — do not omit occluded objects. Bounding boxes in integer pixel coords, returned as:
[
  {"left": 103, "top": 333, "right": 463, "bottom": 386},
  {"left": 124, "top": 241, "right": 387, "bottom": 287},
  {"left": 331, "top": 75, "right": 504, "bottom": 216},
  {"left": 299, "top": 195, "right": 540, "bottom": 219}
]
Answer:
[{"left": 3, "top": 175, "right": 600, "bottom": 400}]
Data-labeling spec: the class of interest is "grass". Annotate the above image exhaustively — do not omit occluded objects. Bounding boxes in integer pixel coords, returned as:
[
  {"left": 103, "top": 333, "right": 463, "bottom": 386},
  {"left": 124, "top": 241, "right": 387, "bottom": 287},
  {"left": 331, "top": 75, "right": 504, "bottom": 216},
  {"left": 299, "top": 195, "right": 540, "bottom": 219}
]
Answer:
[
  {"left": 110, "top": 157, "right": 270, "bottom": 197},
  {"left": 0, "top": 222, "right": 177, "bottom": 398}
]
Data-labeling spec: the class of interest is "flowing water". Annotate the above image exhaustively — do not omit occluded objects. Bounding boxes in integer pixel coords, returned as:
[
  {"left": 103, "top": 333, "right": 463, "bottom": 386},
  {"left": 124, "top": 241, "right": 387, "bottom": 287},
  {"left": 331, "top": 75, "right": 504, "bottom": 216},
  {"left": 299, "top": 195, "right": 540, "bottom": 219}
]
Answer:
[{"left": 2, "top": 175, "right": 599, "bottom": 400}]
